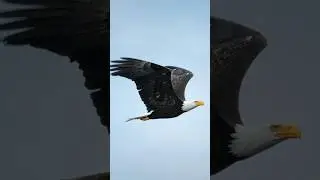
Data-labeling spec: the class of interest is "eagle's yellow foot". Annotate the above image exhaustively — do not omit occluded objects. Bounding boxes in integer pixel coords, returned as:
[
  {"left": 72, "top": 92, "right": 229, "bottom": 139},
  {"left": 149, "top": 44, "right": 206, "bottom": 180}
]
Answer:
[{"left": 140, "top": 117, "right": 150, "bottom": 121}]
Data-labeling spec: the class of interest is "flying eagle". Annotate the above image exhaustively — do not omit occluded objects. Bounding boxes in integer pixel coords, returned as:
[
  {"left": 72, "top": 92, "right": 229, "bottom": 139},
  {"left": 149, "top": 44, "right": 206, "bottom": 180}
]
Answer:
[
  {"left": 0, "top": 0, "right": 109, "bottom": 179},
  {"left": 110, "top": 58, "right": 204, "bottom": 121},
  {"left": 211, "top": 16, "right": 302, "bottom": 175}
]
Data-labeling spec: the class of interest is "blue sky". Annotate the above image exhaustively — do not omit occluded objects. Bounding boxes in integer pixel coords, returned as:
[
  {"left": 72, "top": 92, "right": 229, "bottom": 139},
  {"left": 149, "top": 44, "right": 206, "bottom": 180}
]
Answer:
[{"left": 110, "top": 0, "right": 210, "bottom": 180}]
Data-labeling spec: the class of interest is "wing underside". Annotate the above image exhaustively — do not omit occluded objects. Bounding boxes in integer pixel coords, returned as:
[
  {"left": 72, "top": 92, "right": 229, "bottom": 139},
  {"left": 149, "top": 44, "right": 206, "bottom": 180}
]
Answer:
[{"left": 167, "top": 66, "right": 193, "bottom": 101}]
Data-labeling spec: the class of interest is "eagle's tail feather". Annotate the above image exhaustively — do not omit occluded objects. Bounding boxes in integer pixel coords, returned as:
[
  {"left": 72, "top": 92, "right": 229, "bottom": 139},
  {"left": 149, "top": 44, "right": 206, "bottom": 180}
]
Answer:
[{"left": 126, "top": 111, "right": 154, "bottom": 122}]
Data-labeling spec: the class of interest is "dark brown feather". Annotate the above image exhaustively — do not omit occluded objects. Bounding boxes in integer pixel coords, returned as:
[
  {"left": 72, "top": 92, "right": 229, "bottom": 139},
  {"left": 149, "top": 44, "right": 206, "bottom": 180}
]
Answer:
[
  {"left": 211, "top": 16, "right": 267, "bottom": 127},
  {"left": 211, "top": 16, "right": 268, "bottom": 175},
  {"left": 110, "top": 58, "right": 183, "bottom": 114},
  {"left": 0, "top": 0, "right": 110, "bottom": 132}
]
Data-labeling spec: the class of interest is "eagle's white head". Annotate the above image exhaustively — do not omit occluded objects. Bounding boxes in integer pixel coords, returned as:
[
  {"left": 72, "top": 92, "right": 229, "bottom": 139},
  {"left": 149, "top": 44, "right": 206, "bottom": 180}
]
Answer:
[
  {"left": 229, "top": 124, "right": 301, "bottom": 158},
  {"left": 182, "top": 100, "right": 205, "bottom": 112}
]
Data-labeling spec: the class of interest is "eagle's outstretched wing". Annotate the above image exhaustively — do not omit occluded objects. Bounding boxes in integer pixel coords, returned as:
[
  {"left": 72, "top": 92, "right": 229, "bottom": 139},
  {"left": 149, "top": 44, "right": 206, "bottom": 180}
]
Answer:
[
  {"left": 211, "top": 16, "right": 267, "bottom": 127},
  {"left": 111, "top": 57, "right": 183, "bottom": 112},
  {"left": 0, "top": 0, "right": 109, "bottom": 132},
  {"left": 166, "top": 66, "right": 193, "bottom": 101}
]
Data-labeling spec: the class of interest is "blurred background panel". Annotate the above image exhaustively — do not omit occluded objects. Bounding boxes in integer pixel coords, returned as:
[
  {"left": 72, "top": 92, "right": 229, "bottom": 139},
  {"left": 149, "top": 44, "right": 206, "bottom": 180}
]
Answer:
[{"left": 212, "top": 0, "right": 320, "bottom": 179}]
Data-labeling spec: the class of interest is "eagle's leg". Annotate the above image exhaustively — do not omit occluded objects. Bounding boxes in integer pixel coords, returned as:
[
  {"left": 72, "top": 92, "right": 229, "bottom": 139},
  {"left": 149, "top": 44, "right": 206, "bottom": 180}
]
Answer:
[
  {"left": 126, "top": 111, "right": 154, "bottom": 122},
  {"left": 140, "top": 116, "right": 150, "bottom": 121}
]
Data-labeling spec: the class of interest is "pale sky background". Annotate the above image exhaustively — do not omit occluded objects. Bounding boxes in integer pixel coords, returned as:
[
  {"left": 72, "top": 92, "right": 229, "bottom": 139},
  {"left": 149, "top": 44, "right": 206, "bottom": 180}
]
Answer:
[
  {"left": 212, "top": 0, "right": 320, "bottom": 179},
  {"left": 110, "top": 0, "right": 210, "bottom": 180}
]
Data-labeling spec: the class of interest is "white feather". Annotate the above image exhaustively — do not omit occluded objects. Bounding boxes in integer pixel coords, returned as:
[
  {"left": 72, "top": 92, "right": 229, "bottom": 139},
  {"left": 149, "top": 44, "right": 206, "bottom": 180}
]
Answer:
[
  {"left": 126, "top": 110, "right": 154, "bottom": 122},
  {"left": 229, "top": 124, "right": 283, "bottom": 158},
  {"left": 181, "top": 101, "right": 197, "bottom": 111}
]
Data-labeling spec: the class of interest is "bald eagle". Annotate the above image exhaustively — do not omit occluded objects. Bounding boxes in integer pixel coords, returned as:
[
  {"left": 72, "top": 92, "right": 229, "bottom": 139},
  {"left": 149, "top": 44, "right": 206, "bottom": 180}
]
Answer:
[
  {"left": 111, "top": 58, "right": 204, "bottom": 121},
  {"left": 211, "top": 16, "right": 302, "bottom": 175}
]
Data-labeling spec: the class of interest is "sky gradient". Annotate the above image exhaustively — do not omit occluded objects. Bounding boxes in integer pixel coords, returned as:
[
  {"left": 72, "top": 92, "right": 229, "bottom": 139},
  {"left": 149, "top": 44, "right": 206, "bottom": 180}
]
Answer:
[{"left": 110, "top": 0, "right": 210, "bottom": 180}]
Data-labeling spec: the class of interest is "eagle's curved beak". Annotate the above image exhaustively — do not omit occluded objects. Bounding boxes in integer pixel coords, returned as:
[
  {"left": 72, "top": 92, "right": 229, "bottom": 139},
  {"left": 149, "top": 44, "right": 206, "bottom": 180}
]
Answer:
[
  {"left": 271, "top": 124, "right": 302, "bottom": 139},
  {"left": 195, "top": 101, "right": 205, "bottom": 106}
]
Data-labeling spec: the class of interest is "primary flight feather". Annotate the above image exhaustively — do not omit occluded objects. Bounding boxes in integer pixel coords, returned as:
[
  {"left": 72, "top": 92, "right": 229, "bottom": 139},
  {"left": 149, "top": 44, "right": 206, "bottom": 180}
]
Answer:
[
  {"left": 0, "top": 0, "right": 109, "bottom": 133},
  {"left": 110, "top": 57, "right": 204, "bottom": 121}
]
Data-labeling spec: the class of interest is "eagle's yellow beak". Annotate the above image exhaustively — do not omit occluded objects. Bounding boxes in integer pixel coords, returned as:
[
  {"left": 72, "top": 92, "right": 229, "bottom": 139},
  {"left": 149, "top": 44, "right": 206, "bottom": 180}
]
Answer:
[
  {"left": 194, "top": 101, "right": 205, "bottom": 106},
  {"left": 270, "top": 124, "right": 302, "bottom": 139}
]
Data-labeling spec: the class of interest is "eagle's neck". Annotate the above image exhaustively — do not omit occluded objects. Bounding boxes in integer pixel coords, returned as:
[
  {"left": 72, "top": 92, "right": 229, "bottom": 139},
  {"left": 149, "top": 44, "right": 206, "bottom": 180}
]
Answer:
[
  {"left": 229, "top": 125, "right": 284, "bottom": 159},
  {"left": 181, "top": 100, "right": 198, "bottom": 112}
]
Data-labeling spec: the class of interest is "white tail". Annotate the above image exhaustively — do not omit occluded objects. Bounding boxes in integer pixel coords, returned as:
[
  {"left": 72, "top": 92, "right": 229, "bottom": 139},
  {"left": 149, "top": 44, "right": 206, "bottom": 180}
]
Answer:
[{"left": 126, "top": 111, "right": 154, "bottom": 122}]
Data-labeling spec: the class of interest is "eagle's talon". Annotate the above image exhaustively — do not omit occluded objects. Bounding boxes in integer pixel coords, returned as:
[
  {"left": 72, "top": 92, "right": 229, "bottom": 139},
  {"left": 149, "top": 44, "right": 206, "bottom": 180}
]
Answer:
[{"left": 140, "top": 117, "right": 150, "bottom": 121}]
